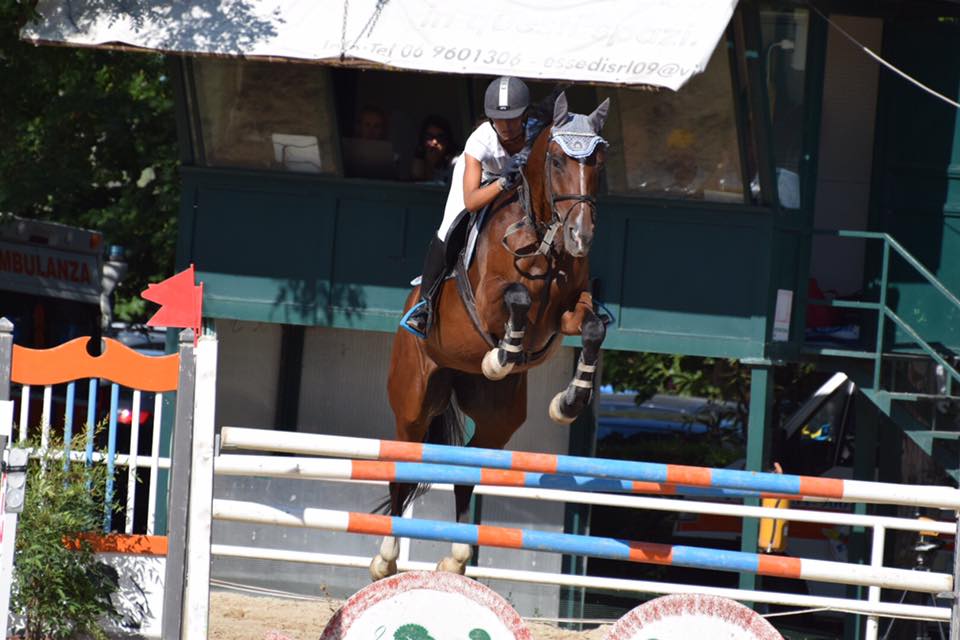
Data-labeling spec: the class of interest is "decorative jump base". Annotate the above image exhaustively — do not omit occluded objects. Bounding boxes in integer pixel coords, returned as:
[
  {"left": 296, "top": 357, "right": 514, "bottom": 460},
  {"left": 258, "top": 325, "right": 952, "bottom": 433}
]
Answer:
[
  {"left": 318, "top": 573, "right": 783, "bottom": 640},
  {"left": 608, "top": 594, "right": 783, "bottom": 640},
  {"left": 320, "top": 571, "right": 531, "bottom": 640}
]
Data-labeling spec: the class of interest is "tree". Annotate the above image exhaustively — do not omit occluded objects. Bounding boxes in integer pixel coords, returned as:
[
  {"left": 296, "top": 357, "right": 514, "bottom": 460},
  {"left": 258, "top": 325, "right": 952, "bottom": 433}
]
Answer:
[{"left": 0, "top": 0, "right": 179, "bottom": 321}]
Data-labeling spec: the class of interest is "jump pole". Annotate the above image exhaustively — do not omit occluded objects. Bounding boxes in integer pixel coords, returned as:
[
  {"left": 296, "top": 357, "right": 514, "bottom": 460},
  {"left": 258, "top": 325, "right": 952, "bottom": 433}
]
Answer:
[
  {"left": 212, "top": 499, "right": 952, "bottom": 594},
  {"left": 214, "top": 453, "right": 802, "bottom": 501},
  {"left": 219, "top": 427, "right": 960, "bottom": 509},
  {"left": 213, "top": 453, "right": 956, "bottom": 536}
]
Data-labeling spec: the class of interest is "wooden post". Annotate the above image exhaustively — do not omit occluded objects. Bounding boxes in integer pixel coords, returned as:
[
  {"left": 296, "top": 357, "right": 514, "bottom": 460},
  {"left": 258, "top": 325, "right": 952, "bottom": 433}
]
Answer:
[
  {"left": 182, "top": 331, "right": 218, "bottom": 639},
  {"left": 951, "top": 510, "right": 960, "bottom": 640},
  {"left": 0, "top": 318, "right": 17, "bottom": 638},
  {"left": 160, "top": 330, "right": 197, "bottom": 640},
  {"left": 0, "top": 317, "right": 12, "bottom": 401}
]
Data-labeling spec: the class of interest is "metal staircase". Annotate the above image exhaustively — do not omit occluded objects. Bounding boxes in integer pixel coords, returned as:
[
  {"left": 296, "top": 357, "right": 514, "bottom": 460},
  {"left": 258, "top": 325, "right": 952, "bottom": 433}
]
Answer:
[{"left": 804, "top": 230, "right": 960, "bottom": 483}]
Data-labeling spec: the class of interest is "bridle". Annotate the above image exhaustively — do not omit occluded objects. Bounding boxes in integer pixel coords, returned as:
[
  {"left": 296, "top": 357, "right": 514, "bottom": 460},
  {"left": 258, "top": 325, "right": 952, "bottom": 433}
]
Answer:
[{"left": 501, "top": 129, "right": 600, "bottom": 261}]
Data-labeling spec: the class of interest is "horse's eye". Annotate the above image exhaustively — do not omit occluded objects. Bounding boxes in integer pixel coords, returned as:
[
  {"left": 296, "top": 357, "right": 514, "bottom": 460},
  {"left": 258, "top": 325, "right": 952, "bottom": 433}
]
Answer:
[{"left": 552, "top": 157, "right": 564, "bottom": 170}]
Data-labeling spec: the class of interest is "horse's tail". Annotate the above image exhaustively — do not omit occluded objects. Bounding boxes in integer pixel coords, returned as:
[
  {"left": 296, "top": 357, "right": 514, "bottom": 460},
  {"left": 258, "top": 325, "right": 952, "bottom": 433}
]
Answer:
[{"left": 375, "top": 392, "right": 467, "bottom": 515}]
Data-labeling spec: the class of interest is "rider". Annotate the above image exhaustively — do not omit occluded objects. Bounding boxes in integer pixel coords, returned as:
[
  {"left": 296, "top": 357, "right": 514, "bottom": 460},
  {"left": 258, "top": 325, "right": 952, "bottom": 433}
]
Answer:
[{"left": 402, "top": 76, "right": 533, "bottom": 338}]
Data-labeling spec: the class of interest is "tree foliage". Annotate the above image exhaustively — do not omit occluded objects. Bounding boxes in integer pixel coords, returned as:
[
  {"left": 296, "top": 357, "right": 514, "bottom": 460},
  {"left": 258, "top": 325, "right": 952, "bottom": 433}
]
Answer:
[
  {"left": 0, "top": 0, "right": 179, "bottom": 321},
  {"left": 602, "top": 350, "right": 822, "bottom": 439}
]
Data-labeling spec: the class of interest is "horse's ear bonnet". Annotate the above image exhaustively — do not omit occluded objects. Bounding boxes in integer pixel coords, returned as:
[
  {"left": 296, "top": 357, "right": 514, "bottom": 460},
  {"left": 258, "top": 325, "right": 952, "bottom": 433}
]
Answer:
[
  {"left": 553, "top": 92, "right": 570, "bottom": 127},
  {"left": 588, "top": 98, "right": 611, "bottom": 133},
  {"left": 550, "top": 96, "right": 610, "bottom": 159}
]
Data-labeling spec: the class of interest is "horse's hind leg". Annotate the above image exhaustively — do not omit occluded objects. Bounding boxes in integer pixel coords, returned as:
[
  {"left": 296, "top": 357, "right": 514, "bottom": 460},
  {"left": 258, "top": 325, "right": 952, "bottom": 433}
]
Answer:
[
  {"left": 436, "top": 373, "right": 528, "bottom": 574},
  {"left": 550, "top": 307, "right": 605, "bottom": 424},
  {"left": 436, "top": 484, "right": 477, "bottom": 574},
  {"left": 481, "top": 283, "right": 532, "bottom": 380},
  {"left": 369, "top": 481, "right": 410, "bottom": 579},
  {"left": 373, "top": 328, "right": 450, "bottom": 580}
]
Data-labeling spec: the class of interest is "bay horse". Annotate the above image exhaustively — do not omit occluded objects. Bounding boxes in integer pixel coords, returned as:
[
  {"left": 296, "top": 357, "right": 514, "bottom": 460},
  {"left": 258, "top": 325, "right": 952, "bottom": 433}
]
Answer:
[{"left": 374, "top": 93, "right": 610, "bottom": 579}]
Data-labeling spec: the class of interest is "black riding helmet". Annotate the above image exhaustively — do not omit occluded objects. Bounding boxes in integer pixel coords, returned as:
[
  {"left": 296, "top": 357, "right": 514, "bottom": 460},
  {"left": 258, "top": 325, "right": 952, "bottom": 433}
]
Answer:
[{"left": 484, "top": 77, "right": 530, "bottom": 120}]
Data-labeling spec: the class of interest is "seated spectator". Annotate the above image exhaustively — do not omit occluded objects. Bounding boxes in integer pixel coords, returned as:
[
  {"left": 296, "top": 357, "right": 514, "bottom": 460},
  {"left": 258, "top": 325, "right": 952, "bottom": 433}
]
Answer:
[
  {"left": 411, "top": 115, "right": 457, "bottom": 184},
  {"left": 355, "top": 105, "right": 388, "bottom": 140},
  {"left": 342, "top": 105, "right": 399, "bottom": 179}
]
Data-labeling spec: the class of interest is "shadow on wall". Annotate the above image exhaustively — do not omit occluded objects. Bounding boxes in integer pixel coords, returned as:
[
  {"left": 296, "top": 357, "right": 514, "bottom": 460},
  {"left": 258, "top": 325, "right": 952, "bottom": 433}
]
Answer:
[
  {"left": 40, "top": 0, "right": 280, "bottom": 52},
  {"left": 272, "top": 280, "right": 368, "bottom": 326},
  {"left": 100, "top": 552, "right": 165, "bottom": 638}
]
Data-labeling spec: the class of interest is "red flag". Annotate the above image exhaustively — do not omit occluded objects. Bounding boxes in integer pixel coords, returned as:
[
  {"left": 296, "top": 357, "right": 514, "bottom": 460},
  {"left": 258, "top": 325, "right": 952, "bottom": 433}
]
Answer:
[{"left": 141, "top": 265, "right": 203, "bottom": 341}]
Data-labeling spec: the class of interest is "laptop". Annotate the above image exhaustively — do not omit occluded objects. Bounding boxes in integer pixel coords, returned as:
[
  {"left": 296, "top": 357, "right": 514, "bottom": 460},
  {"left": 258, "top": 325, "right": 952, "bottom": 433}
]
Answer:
[{"left": 341, "top": 137, "right": 398, "bottom": 180}]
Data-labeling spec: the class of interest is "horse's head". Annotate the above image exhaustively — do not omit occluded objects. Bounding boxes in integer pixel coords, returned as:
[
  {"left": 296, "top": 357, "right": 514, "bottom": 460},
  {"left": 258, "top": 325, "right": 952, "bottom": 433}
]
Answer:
[{"left": 537, "top": 93, "right": 610, "bottom": 258}]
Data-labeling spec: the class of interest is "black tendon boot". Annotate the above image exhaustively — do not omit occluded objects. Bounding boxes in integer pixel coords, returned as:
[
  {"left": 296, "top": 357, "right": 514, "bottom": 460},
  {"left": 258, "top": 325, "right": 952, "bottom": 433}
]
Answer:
[{"left": 402, "top": 236, "right": 448, "bottom": 338}]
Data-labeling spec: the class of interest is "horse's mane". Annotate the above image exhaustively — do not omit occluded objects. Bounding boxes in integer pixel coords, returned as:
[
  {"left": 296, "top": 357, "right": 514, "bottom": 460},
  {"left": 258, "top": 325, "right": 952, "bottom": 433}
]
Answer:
[{"left": 487, "top": 122, "right": 552, "bottom": 225}]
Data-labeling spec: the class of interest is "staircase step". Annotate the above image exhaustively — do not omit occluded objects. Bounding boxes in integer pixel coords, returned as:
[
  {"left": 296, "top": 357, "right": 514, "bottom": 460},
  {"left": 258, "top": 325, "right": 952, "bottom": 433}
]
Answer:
[
  {"left": 883, "top": 391, "right": 960, "bottom": 402},
  {"left": 802, "top": 346, "right": 876, "bottom": 359},
  {"left": 903, "top": 430, "right": 960, "bottom": 442},
  {"left": 885, "top": 402, "right": 960, "bottom": 483}
]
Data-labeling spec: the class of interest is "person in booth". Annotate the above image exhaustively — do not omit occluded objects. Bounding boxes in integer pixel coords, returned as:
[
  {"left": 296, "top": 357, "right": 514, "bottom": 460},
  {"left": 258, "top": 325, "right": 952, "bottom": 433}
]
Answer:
[
  {"left": 355, "top": 105, "right": 388, "bottom": 140},
  {"left": 403, "top": 76, "right": 557, "bottom": 338},
  {"left": 411, "top": 115, "right": 457, "bottom": 184}
]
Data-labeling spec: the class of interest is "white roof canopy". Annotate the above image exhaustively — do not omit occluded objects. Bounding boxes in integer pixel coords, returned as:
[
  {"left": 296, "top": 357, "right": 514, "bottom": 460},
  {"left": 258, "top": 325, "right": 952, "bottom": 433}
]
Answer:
[{"left": 22, "top": 0, "right": 738, "bottom": 90}]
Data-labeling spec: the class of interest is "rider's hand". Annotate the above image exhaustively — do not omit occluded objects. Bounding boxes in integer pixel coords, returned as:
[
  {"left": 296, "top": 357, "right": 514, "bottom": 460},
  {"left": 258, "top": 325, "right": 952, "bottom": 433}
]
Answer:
[
  {"left": 499, "top": 171, "right": 520, "bottom": 191},
  {"left": 509, "top": 147, "right": 531, "bottom": 171},
  {"left": 498, "top": 149, "right": 530, "bottom": 191}
]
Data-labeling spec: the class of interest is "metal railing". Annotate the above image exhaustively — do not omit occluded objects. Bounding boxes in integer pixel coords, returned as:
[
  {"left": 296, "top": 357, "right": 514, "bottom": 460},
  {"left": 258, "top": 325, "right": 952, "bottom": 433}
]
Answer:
[
  {"left": 11, "top": 381, "right": 171, "bottom": 535},
  {"left": 809, "top": 230, "right": 960, "bottom": 395}
]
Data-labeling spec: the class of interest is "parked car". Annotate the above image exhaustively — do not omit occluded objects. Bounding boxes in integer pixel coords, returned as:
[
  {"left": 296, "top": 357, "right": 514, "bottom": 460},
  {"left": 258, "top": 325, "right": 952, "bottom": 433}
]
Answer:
[{"left": 596, "top": 386, "right": 744, "bottom": 440}]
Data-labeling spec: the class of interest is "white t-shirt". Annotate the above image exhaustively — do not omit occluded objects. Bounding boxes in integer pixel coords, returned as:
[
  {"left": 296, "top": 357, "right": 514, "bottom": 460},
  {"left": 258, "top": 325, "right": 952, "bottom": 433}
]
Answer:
[
  {"left": 436, "top": 122, "right": 516, "bottom": 239},
  {"left": 463, "top": 121, "right": 515, "bottom": 182}
]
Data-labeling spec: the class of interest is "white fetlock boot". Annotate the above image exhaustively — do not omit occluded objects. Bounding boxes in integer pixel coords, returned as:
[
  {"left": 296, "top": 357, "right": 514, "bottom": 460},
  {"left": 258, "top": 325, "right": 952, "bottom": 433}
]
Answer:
[
  {"left": 369, "top": 536, "right": 400, "bottom": 581},
  {"left": 436, "top": 542, "right": 473, "bottom": 575}
]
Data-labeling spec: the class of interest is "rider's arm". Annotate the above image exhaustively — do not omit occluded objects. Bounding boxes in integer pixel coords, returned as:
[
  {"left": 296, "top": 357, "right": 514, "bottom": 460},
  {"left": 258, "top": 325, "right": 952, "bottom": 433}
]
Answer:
[{"left": 462, "top": 154, "right": 506, "bottom": 212}]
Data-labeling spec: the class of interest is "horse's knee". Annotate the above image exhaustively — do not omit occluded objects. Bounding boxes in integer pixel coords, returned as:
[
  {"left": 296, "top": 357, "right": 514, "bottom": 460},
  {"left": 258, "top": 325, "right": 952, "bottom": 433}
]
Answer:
[
  {"left": 581, "top": 314, "right": 605, "bottom": 350},
  {"left": 503, "top": 283, "right": 532, "bottom": 312}
]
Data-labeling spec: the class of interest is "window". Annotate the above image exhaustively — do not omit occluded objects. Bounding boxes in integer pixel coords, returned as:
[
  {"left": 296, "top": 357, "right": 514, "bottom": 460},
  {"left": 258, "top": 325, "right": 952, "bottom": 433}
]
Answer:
[
  {"left": 598, "top": 43, "right": 745, "bottom": 204},
  {"left": 330, "top": 69, "right": 470, "bottom": 183},
  {"left": 192, "top": 59, "right": 340, "bottom": 175},
  {"left": 762, "top": 8, "right": 810, "bottom": 209}
]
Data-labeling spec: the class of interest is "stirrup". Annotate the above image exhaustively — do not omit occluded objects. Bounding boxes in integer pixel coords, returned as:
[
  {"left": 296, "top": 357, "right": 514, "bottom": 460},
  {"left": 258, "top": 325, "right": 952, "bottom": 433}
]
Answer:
[{"left": 400, "top": 300, "right": 428, "bottom": 339}]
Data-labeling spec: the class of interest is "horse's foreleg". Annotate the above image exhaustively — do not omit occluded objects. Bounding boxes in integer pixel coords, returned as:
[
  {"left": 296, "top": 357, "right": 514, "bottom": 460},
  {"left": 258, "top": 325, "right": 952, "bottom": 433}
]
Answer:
[
  {"left": 550, "top": 307, "right": 605, "bottom": 424},
  {"left": 482, "top": 283, "right": 532, "bottom": 380},
  {"left": 436, "top": 484, "right": 475, "bottom": 574},
  {"left": 370, "top": 480, "right": 414, "bottom": 581}
]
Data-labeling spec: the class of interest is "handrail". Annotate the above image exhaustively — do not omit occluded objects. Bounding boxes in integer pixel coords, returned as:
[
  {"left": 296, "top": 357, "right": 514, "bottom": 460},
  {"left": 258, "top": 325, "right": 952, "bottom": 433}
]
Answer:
[
  {"left": 833, "top": 230, "right": 960, "bottom": 311},
  {"left": 810, "top": 229, "right": 960, "bottom": 392}
]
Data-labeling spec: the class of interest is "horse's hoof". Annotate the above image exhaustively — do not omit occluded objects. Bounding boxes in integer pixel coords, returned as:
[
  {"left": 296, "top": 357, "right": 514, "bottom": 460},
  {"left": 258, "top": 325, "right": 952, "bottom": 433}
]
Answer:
[
  {"left": 369, "top": 554, "right": 397, "bottom": 581},
  {"left": 482, "top": 349, "right": 513, "bottom": 380},
  {"left": 436, "top": 557, "right": 468, "bottom": 575},
  {"left": 549, "top": 392, "right": 576, "bottom": 425}
]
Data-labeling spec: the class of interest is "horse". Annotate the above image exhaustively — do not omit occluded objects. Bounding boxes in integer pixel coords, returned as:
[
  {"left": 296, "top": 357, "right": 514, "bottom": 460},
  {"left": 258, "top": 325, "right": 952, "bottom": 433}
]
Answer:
[{"left": 373, "top": 93, "right": 610, "bottom": 579}]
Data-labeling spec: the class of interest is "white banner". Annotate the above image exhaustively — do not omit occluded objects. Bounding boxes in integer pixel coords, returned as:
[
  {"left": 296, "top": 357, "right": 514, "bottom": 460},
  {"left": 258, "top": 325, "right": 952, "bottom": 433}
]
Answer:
[{"left": 23, "top": 0, "right": 738, "bottom": 90}]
